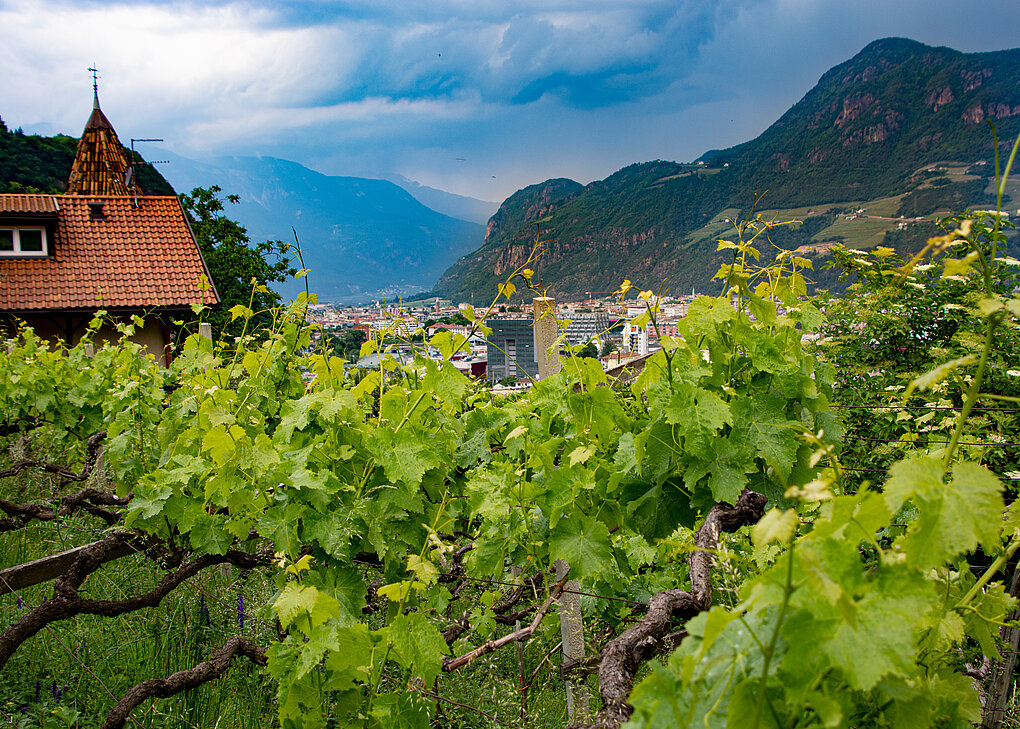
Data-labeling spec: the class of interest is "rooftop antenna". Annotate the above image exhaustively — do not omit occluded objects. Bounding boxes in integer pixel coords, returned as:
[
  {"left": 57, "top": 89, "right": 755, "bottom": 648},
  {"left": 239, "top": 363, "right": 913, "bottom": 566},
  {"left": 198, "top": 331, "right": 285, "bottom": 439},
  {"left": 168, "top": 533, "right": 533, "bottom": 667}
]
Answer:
[{"left": 127, "top": 138, "right": 167, "bottom": 207}]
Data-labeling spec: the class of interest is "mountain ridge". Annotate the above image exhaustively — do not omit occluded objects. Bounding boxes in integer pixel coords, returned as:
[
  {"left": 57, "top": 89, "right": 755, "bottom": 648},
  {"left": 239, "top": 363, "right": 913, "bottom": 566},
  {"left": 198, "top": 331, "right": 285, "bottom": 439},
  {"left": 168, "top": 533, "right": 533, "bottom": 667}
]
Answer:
[
  {"left": 384, "top": 174, "right": 499, "bottom": 225},
  {"left": 435, "top": 37, "right": 1020, "bottom": 303},
  {"left": 159, "top": 153, "right": 486, "bottom": 303}
]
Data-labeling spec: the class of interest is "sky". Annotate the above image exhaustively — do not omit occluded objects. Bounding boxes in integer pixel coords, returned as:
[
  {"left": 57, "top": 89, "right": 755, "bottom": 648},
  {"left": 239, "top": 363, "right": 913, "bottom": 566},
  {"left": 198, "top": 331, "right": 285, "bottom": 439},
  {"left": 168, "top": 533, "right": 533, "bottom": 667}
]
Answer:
[{"left": 2, "top": 0, "right": 1020, "bottom": 203}]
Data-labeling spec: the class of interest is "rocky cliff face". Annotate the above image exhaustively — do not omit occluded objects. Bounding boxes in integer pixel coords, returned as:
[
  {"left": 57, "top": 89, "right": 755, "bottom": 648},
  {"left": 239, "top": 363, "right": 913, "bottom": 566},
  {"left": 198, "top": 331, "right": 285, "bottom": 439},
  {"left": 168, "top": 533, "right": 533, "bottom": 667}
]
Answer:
[
  {"left": 433, "top": 178, "right": 582, "bottom": 300},
  {"left": 484, "top": 178, "right": 583, "bottom": 243}
]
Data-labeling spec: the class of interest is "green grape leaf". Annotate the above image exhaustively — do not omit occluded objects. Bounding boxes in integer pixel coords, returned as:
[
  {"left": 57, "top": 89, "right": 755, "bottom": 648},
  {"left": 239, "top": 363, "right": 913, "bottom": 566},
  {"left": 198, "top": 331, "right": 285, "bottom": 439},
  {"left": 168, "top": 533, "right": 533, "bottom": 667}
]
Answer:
[
  {"left": 128, "top": 483, "right": 171, "bottom": 519},
  {"left": 304, "top": 510, "right": 356, "bottom": 561},
  {"left": 752, "top": 508, "right": 798, "bottom": 547},
  {"left": 389, "top": 612, "right": 449, "bottom": 685},
  {"left": 623, "top": 477, "right": 697, "bottom": 540},
  {"left": 731, "top": 395, "right": 799, "bottom": 483},
  {"left": 961, "top": 579, "right": 1018, "bottom": 659},
  {"left": 683, "top": 438, "right": 754, "bottom": 504},
  {"left": 202, "top": 424, "right": 239, "bottom": 466},
  {"left": 613, "top": 432, "right": 641, "bottom": 477},
  {"left": 294, "top": 624, "right": 339, "bottom": 679},
  {"left": 274, "top": 582, "right": 342, "bottom": 631},
  {"left": 800, "top": 302, "right": 824, "bottom": 331},
  {"left": 465, "top": 465, "right": 512, "bottom": 520},
  {"left": 887, "top": 457, "right": 1003, "bottom": 569},
  {"left": 188, "top": 513, "right": 232, "bottom": 555},
  {"left": 329, "top": 567, "right": 368, "bottom": 626},
  {"left": 370, "top": 691, "right": 431, "bottom": 729},
  {"left": 274, "top": 583, "right": 320, "bottom": 628},
  {"left": 276, "top": 397, "right": 313, "bottom": 443},
  {"left": 368, "top": 428, "right": 441, "bottom": 486},
  {"left": 568, "top": 445, "right": 595, "bottom": 467},
  {"left": 548, "top": 512, "right": 614, "bottom": 580},
  {"left": 323, "top": 623, "right": 375, "bottom": 681},
  {"left": 823, "top": 568, "right": 936, "bottom": 691},
  {"left": 316, "top": 389, "right": 358, "bottom": 421}
]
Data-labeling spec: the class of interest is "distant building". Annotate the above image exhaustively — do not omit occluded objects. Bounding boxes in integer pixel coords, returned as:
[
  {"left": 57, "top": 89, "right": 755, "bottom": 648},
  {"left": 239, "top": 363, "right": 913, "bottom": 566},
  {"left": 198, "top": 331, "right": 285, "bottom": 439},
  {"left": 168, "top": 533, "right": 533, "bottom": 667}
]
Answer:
[
  {"left": 655, "top": 320, "right": 680, "bottom": 338},
  {"left": 622, "top": 322, "right": 649, "bottom": 355},
  {"left": 428, "top": 323, "right": 471, "bottom": 338},
  {"left": 486, "top": 318, "right": 539, "bottom": 382},
  {"left": 451, "top": 358, "right": 487, "bottom": 379},
  {"left": 564, "top": 312, "right": 611, "bottom": 347}
]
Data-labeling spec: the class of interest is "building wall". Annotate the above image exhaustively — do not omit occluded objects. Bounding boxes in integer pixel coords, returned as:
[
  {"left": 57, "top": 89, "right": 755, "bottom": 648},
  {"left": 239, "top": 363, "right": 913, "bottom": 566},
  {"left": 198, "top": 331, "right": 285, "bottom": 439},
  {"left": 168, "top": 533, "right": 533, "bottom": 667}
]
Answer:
[
  {"left": 564, "top": 312, "right": 611, "bottom": 346},
  {"left": 486, "top": 318, "right": 539, "bottom": 381},
  {"left": 622, "top": 322, "right": 649, "bottom": 355},
  {"left": 2, "top": 313, "right": 170, "bottom": 365}
]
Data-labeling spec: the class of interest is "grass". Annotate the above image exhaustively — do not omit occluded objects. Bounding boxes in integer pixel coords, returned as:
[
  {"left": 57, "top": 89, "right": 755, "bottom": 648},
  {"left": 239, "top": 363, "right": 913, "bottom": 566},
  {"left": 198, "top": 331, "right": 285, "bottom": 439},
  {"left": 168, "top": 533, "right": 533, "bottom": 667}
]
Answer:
[
  {"left": 432, "top": 620, "right": 600, "bottom": 729},
  {"left": 0, "top": 442, "right": 280, "bottom": 729},
  {"left": 682, "top": 194, "right": 925, "bottom": 254},
  {"left": 811, "top": 216, "right": 896, "bottom": 249},
  {"left": 0, "top": 529, "right": 279, "bottom": 728}
]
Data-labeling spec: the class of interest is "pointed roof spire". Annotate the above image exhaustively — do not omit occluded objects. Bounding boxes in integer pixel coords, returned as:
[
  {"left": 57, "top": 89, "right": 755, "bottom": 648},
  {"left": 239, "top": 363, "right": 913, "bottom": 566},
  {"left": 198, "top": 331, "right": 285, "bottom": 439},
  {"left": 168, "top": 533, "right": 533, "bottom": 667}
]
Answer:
[{"left": 67, "top": 68, "right": 131, "bottom": 196}]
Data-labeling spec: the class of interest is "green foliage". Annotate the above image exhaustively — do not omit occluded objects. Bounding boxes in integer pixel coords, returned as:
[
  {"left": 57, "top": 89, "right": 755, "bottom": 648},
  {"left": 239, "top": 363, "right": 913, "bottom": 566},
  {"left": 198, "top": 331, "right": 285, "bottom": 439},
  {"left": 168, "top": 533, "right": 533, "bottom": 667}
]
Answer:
[
  {"left": 813, "top": 210, "right": 1020, "bottom": 488},
  {"left": 628, "top": 468, "right": 1011, "bottom": 728},
  {"left": 326, "top": 327, "right": 368, "bottom": 362},
  {"left": 180, "top": 186, "right": 295, "bottom": 337},
  {"left": 896, "top": 178, "right": 998, "bottom": 217},
  {"left": 0, "top": 197, "right": 837, "bottom": 727},
  {"left": 627, "top": 130, "right": 1020, "bottom": 729}
]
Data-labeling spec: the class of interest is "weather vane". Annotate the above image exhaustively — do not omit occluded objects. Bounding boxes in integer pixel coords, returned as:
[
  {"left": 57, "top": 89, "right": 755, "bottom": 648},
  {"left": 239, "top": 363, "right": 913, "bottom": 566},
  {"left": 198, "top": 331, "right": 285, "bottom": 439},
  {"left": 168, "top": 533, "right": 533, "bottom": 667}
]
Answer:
[{"left": 88, "top": 65, "right": 100, "bottom": 95}]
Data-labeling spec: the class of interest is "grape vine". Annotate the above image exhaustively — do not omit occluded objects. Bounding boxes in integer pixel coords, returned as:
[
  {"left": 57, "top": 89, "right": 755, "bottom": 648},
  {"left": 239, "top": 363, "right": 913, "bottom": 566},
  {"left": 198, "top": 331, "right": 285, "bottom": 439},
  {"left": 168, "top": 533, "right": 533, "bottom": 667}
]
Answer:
[{"left": 2, "top": 131, "right": 1020, "bottom": 729}]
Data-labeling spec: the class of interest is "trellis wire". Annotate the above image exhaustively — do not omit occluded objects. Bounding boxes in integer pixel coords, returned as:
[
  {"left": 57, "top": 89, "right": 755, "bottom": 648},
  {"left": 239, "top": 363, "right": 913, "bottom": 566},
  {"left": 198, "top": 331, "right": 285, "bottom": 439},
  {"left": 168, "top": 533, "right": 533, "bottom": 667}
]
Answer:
[{"left": 833, "top": 404, "right": 1020, "bottom": 413}]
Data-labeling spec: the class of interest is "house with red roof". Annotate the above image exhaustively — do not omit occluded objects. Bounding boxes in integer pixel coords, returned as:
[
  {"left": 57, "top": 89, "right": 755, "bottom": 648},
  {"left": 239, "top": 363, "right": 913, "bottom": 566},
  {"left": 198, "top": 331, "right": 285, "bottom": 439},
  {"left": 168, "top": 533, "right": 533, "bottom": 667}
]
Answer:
[{"left": 0, "top": 92, "right": 219, "bottom": 364}]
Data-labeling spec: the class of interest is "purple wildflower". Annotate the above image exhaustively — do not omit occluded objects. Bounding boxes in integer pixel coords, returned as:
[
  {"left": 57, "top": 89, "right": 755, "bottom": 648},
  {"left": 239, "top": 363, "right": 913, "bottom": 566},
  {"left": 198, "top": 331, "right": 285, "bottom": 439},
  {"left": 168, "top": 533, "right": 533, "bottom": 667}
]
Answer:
[
  {"left": 237, "top": 594, "right": 245, "bottom": 631},
  {"left": 51, "top": 681, "right": 58, "bottom": 700},
  {"left": 33, "top": 681, "right": 40, "bottom": 703},
  {"left": 41, "top": 594, "right": 46, "bottom": 603},
  {"left": 16, "top": 595, "right": 22, "bottom": 609},
  {"left": 200, "top": 595, "right": 211, "bottom": 626}
]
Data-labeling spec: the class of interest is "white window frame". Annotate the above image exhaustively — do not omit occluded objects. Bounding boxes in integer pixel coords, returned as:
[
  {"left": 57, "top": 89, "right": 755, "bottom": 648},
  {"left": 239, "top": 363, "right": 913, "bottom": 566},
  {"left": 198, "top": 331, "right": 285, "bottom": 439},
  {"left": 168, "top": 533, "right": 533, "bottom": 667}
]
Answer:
[{"left": 0, "top": 227, "right": 48, "bottom": 257}]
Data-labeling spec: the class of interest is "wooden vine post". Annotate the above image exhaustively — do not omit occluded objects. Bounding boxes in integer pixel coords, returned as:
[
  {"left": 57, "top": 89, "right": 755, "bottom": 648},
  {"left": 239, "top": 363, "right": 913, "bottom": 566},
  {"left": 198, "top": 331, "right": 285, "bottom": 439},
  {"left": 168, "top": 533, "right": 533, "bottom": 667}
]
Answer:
[
  {"left": 555, "top": 558, "right": 590, "bottom": 722},
  {"left": 981, "top": 564, "right": 1020, "bottom": 729},
  {"left": 533, "top": 297, "right": 560, "bottom": 380},
  {"left": 533, "top": 297, "right": 590, "bottom": 722}
]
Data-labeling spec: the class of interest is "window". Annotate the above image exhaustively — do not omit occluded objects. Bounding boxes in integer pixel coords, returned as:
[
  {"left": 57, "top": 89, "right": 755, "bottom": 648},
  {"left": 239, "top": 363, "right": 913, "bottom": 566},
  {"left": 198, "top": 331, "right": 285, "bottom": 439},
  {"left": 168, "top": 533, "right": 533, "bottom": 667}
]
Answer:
[
  {"left": 505, "top": 339, "right": 517, "bottom": 377},
  {"left": 0, "top": 227, "right": 47, "bottom": 256}
]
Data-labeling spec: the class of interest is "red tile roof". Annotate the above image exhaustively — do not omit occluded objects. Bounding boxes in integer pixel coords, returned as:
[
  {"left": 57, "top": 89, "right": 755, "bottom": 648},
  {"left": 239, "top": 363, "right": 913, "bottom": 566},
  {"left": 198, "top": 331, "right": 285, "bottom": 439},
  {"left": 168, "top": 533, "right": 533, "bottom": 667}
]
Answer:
[
  {"left": 0, "top": 195, "right": 219, "bottom": 312},
  {"left": 0, "top": 196, "right": 60, "bottom": 214},
  {"left": 66, "top": 95, "right": 131, "bottom": 196}
]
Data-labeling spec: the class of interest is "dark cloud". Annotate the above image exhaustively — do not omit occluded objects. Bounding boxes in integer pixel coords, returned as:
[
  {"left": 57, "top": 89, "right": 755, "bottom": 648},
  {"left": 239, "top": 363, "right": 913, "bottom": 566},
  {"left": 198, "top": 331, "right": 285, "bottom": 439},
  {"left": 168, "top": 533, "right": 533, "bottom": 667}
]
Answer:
[{"left": 3, "top": 0, "right": 1020, "bottom": 200}]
